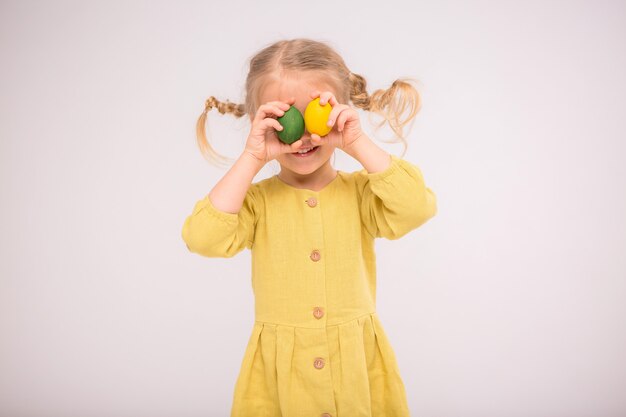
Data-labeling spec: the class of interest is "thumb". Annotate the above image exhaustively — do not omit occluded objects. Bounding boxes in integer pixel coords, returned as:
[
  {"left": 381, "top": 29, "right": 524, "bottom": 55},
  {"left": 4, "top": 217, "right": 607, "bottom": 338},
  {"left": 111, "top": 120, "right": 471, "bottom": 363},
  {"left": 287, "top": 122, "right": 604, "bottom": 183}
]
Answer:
[{"left": 286, "top": 139, "right": 303, "bottom": 153}]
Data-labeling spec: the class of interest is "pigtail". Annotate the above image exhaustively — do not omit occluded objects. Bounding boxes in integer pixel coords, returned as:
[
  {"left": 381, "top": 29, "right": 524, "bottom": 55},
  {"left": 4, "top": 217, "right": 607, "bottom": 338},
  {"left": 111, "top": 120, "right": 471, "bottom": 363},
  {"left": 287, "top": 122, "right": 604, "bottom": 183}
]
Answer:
[
  {"left": 349, "top": 73, "right": 422, "bottom": 156},
  {"left": 196, "top": 96, "right": 246, "bottom": 166}
]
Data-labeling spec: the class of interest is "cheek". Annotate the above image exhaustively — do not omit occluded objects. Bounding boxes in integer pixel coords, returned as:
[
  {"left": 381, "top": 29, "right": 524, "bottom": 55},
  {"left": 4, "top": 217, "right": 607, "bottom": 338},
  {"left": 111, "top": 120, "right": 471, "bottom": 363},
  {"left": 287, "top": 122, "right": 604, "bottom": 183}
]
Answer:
[
  {"left": 275, "top": 153, "right": 298, "bottom": 168},
  {"left": 275, "top": 153, "right": 288, "bottom": 165},
  {"left": 318, "top": 144, "right": 337, "bottom": 158}
]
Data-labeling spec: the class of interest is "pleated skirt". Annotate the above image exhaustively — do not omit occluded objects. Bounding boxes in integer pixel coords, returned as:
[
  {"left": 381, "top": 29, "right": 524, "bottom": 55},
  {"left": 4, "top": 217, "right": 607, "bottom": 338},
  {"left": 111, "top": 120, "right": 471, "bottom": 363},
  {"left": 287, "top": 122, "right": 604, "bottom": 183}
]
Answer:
[{"left": 230, "top": 312, "right": 411, "bottom": 417}]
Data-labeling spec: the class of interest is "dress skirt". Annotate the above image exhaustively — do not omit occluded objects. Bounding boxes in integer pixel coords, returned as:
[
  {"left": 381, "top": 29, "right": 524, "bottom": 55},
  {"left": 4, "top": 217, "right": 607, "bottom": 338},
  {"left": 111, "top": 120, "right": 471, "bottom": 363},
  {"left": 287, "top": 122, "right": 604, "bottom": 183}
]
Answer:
[{"left": 230, "top": 312, "right": 411, "bottom": 417}]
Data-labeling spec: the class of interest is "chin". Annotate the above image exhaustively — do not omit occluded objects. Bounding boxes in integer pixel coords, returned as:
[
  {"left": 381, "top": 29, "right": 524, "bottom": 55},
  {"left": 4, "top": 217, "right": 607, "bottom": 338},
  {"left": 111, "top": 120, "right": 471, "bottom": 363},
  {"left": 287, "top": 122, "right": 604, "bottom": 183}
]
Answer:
[{"left": 281, "top": 160, "right": 323, "bottom": 175}]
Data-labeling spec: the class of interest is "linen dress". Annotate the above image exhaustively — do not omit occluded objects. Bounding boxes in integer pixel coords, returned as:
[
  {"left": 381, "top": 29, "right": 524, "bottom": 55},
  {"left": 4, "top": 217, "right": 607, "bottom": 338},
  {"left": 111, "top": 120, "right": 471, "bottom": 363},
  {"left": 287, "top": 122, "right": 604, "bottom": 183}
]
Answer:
[{"left": 181, "top": 154, "right": 437, "bottom": 417}]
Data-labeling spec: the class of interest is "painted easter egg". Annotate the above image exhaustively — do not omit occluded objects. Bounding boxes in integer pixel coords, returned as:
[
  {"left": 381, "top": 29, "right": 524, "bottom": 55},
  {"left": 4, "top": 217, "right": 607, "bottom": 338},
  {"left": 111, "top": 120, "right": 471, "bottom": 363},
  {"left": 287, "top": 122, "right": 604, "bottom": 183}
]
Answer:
[
  {"left": 304, "top": 97, "right": 333, "bottom": 137},
  {"left": 276, "top": 106, "right": 305, "bottom": 144}
]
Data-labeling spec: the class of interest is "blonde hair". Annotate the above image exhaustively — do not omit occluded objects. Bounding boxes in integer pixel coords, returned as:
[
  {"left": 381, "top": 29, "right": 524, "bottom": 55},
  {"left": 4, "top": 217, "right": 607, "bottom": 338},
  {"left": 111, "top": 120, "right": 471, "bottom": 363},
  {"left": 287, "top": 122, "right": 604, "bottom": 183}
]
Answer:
[{"left": 196, "top": 38, "right": 422, "bottom": 166}]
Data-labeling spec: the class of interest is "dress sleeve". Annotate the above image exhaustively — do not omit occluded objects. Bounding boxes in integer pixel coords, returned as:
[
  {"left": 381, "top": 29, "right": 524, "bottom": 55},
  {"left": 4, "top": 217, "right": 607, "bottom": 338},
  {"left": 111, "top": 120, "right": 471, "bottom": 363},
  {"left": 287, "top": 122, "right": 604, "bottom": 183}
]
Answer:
[
  {"left": 356, "top": 154, "right": 437, "bottom": 239},
  {"left": 181, "top": 185, "right": 259, "bottom": 258}
]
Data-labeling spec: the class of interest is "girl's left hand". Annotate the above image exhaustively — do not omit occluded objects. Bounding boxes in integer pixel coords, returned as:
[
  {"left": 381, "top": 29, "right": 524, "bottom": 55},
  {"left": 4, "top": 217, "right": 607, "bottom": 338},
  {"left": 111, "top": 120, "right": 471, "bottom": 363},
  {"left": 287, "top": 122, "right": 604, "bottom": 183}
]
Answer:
[{"left": 309, "top": 90, "right": 364, "bottom": 150}]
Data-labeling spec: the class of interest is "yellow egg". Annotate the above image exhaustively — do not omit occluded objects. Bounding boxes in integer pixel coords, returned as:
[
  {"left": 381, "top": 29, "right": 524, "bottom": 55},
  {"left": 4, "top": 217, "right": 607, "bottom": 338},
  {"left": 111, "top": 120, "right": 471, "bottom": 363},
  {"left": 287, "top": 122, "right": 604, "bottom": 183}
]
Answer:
[{"left": 304, "top": 97, "right": 333, "bottom": 136}]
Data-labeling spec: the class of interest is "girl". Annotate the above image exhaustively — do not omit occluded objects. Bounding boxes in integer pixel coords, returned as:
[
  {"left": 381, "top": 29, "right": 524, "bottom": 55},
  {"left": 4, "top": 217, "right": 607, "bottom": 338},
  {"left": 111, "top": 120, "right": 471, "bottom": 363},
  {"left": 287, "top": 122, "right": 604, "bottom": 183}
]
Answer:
[{"left": 182, "top": 38, "right": 437, "bottom": 417}]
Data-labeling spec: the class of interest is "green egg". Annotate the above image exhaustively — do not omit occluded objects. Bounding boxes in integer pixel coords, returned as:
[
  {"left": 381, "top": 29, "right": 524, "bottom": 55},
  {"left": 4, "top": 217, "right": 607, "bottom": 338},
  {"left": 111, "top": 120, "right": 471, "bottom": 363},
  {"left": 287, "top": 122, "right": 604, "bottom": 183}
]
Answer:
[{"left": 276, "top": 106, "right": 305, "bottom": 144}]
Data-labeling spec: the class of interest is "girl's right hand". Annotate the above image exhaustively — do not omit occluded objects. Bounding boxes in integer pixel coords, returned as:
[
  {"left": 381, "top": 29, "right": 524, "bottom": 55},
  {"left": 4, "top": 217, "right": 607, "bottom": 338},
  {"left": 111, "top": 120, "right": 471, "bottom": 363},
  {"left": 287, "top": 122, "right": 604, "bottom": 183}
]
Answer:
[{"left": 244, "top": 98, "right": 305, "bottom": 164}]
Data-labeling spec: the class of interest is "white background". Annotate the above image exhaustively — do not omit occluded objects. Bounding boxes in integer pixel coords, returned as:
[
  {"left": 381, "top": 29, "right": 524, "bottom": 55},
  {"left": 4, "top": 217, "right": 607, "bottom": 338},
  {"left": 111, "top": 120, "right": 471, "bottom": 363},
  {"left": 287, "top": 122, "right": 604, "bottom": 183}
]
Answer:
[{"left": 1, "top": 1, "right": 625, "bottom": 416}]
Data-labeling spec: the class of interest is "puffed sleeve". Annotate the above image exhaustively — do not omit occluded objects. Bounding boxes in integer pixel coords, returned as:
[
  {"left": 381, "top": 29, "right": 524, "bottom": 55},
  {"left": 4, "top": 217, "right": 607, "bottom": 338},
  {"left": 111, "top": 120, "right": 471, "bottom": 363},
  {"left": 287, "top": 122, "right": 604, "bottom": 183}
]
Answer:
[
  {"left": 181, "top": 184, "right": 259, "bottom": 258},
  {"left": 356, "top": 154, "right": 437, "bottom": 239}
]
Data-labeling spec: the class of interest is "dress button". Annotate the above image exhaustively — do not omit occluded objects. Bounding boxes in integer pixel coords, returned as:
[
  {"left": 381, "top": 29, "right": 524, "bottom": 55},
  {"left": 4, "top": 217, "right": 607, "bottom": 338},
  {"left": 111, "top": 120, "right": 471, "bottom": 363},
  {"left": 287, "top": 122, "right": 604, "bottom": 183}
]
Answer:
[
  {"left": 313, "top": 357, "right": 325, "bottom": 369},
  {"left": 310, "top": 250, "right": 321, "bottom": 262},
  {"left": 306, "top": 197, "right": 318, "bottom": 207},
  {"left": 321, "top": 414, "right": 332, "bottom": 417},
  {"left": 313, "top": 306, "right": 324, "bottom": 319}
]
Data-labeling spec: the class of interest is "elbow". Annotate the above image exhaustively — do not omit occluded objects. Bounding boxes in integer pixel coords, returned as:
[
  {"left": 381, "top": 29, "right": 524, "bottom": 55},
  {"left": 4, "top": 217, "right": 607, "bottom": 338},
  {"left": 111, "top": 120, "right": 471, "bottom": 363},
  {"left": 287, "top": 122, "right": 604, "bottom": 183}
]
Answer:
[
  {"left": 181, "top": 220, "right": 210, "bottom": 256},
  {"left": 384, "top": 212, "right": 431, "bottom": 240},
  {"left": 410, "top": 186, "right": 438, "bottom": 228},
  {"left": 181, "top": 218, "right": 241, "bottom": 258},
  {"left": 409, "top": 201, "right": 437, "bottom": 231},
  {"left": 182, "top": 232, "right": 240, "bottom": 258},
  {"left": 385, "top": 188, "right": 437, "bottom": 239},
  {"left": 419, "top": 187, "right": 437, "bottom": 223},
  {"left": 181, "top": 217, "right": 202, "bottom": 253}
]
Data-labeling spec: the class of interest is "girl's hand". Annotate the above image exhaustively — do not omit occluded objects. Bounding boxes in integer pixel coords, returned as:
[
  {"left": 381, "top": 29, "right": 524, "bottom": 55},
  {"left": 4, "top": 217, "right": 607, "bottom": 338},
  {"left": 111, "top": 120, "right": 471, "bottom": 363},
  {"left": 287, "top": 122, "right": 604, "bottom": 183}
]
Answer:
[
  {"left": 308, "top": 90, "right": 364, "bottom": 151},
  {"left": 244, "top": 98, "right": 307, "bottom": 164}
]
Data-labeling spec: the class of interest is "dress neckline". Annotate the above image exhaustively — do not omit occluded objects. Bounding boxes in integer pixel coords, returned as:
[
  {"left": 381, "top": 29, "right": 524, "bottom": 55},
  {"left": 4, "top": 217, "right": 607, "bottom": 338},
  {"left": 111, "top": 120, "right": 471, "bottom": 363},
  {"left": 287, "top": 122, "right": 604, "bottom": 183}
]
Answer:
[{"left": 273, "top": 170, "right": 343, "bottom": 193}]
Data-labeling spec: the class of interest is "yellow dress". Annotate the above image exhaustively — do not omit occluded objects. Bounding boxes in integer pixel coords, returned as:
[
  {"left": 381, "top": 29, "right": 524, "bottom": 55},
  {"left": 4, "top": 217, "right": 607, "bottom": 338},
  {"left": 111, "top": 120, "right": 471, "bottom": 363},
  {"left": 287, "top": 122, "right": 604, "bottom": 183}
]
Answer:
[{"left": 182, "top": 155, "right": 437, "bottom": 417}]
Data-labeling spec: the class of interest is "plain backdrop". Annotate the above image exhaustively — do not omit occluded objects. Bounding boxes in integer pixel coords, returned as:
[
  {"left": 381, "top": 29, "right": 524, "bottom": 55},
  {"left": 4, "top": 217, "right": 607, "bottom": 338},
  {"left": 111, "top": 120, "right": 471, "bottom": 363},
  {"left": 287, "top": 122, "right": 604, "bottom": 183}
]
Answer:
[{"left": 1, "top": 1, "right": 625, "bottom": 416}]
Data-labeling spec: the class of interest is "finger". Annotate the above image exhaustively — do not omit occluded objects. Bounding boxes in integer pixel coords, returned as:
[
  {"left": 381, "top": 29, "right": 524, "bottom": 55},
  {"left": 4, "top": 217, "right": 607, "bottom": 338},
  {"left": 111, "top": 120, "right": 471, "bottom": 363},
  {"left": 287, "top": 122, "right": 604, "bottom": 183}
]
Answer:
[
  {"left": 335, "top": 108, "right": 354, "bottom": 132},
  {"left": 254, "top": 103, "right": 286, "bottom": 123},
  {"left": 326, "top": 104, "right": 348, "bottom": 128},
  {"left": 318, "top": 91, "right": 332, "bottom": 106},
  {"left": 262, "top": 117, "right": 284, "bottom": 133},
  {"left": 325, "top": 106, "right": 348, "bottom": 132},
  {"left": 253, "top": 108, "right": 282, "bottom": 126},
  {"left": 268, "top": 100, "right": 292, "bottom": 111},
  {"left": 288, "top": 139, "right": 304, "bottom": 152},
  {"left": 260, "top": 103, "right": 287, "bottom": 116},
  {"left": 310, "top": 90, "right": 321, "bottom": 99},
  {"left": 319, "top": 91, "right": 338, "bottom": 107},
  {"left": 277, "top": 141, "right": 294, "bottom": 155},
  {"left": 310, "top": 134, "right": 323, "bottom": 146}
]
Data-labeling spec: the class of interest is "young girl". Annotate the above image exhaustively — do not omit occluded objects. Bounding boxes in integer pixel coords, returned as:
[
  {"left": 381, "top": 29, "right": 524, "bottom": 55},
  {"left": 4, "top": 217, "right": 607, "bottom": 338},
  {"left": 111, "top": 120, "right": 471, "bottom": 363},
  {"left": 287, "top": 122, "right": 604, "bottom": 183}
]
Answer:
[{"left": 182, "top": 38, "right": 437, "bottom": 417}]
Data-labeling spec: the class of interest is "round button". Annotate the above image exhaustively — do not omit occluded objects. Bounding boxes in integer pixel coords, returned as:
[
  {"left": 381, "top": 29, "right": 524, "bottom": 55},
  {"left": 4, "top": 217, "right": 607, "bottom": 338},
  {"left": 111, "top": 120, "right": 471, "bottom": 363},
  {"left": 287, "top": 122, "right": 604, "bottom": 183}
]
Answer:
[
  {"left": 321, "top": 414, "right": 332, "bottom": 417},
  {"left": 313, "top": 357, "right": 325, "bottom": 369},
  {"left": 306, "top": 197, "right": 318, "bottom": 207},
  {"left": 313, "top": 306, "right": 324, "bottom": 319},
  {"left": 310, "top": 250, "right": 321, "bottom": 262}
]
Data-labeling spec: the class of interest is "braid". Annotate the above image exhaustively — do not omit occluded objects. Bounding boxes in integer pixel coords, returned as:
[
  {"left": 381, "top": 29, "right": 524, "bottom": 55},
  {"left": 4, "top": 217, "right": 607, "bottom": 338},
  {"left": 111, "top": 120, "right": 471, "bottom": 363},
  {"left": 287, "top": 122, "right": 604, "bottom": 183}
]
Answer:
[
  {"left": 348, "top": 72, "right": 372, "bottom": 111},
  {"left": 196, "top": 96, "right": 246, "bottom": 165},
  {"left": 203, "top": 96, "right": 246, "bottom": 117}
]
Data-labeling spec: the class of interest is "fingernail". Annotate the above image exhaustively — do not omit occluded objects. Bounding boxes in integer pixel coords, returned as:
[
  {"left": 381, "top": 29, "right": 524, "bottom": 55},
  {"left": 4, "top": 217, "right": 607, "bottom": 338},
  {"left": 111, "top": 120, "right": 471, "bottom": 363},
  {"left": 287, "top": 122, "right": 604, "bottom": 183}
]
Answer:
[{"left": 327, "top": 119, "right": 333, "bottom": 126}]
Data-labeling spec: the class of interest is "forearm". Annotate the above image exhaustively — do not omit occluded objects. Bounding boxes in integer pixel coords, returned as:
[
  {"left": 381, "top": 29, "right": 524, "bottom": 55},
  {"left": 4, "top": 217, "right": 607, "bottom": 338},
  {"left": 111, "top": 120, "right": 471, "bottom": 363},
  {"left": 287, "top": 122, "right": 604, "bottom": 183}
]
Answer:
[
  {"left": 208, "top": 152, "right": 264, "bottom": 213},
  {"left": 342, "top": 133, "right": 392, "bottom": 173}
]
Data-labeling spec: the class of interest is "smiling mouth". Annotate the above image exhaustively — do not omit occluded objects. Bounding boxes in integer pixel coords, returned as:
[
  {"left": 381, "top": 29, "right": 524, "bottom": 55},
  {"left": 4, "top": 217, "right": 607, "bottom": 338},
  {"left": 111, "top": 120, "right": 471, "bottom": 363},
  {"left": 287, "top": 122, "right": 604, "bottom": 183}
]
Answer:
[{"left": 292, "top": 145, "right": 320, "bottom": 156}]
